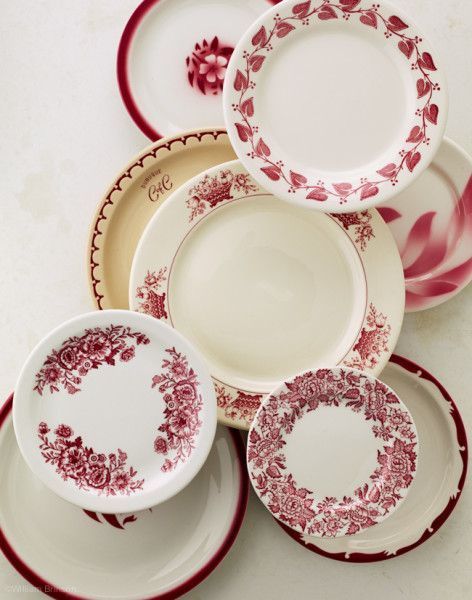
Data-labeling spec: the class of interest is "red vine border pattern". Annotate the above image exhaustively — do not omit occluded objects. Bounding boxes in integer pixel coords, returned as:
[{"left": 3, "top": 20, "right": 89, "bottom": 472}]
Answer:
[
  {"left": 38, "top": 422, "right": 144, "bottom": 495},
  {"left": 186, "top": 37, "right": 234, "bottom": 96},
  {"left": 332, "top": 211, "right": 374, "bottom": 251},
  {"left": 344, "top": 303, "right": 391, "bottom": 371},
  {"left": 187, "top": 168, "right": 257, "bottom": 221},
  {"left": 248, "top": 368, "right": 417, "bottom": 536},
  {"left": 152, "top": 347, "right": 203, "bottom": 472},
  {"left": 231, "top": 0, "right": 441, "bottom": 206},
  {"left": 34, "top": 326, "right": 150, "bottom": 396},
  {"left": 135, "top": 268, "right": 168, "bottom": 319}
]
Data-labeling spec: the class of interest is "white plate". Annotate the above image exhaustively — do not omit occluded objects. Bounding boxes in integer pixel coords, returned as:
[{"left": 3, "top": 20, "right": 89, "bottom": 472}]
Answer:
[
  {"left": 223, "top": 0, "right": 447, "bottom": 212},
  {"left": 129, "top": 160, "right": 404, "bottom": 429},
  {"left": 377, "top": 137, "right": 472, "bottom": 311},
  {"left": 118, "top": 0, "right": 277, "bottom": 140},
  {"left": 0, "top": 395, "right": 248, "bottom": 599},
  {"left": 248, "top": 367, "right": 418, "bottom": 537},
  {"left": 13, "top": 310, "right": 216, "bottom": 513},
  {"left": 278, "top": 355, "right": 467, "bottom": 560}
]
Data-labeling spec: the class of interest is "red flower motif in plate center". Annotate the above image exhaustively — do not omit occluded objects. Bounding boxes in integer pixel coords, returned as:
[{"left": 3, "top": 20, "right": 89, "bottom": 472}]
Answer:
[{"left": 186, "top": 37, "right": 234, "bottom": 95}]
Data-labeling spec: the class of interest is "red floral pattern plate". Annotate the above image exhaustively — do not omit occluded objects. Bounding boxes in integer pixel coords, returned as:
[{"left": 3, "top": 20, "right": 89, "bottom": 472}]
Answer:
[
  {"left": 0, "top": 395, "right": 248, "bottom": 599},
  {"left": 117, "top": 0, "right": 278, "bottom": 140},
  {"left": 223, "top": 0, "right": 447, "bottom": 213},
  {"left": 13, "top": 310, "right": 216, "bottom": 513},
  {"left": 377, "top": 137, "right": 472, "bottom": 311},
  {"left": 129, "top": 160, "right": 404, "bottom": 430},
  {"left": 247, "top": 367, "right": 418, "bottom": 537},
  {"left": 278, "top": 355, "right": 467, "bottom": 560}
]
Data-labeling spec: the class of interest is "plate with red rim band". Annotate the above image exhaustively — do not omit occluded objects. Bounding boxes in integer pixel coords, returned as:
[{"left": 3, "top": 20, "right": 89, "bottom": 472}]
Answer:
[
  {"left": 223, "top": 0, "right": 447, "bottom": 213},
  {"left": 277, "top": 354, "right": 468, "bottom": 560},
  {"left": 117, "top": 0, "right": 279, "bottom": 140},
  {"left": 129, "top": 159, "right": 404, "bottom": 430},
  {"left": 247, "top": 366, "right": 418, "bottom": 537},
  {"left": 0, "top": 394, "right": 249, "bottom": 599},
  {"left": 377, "top": 137, "right": 472, "bottom": 311},
  {"left": 13, "top": 310, "right": 216, "bottom": 513}
]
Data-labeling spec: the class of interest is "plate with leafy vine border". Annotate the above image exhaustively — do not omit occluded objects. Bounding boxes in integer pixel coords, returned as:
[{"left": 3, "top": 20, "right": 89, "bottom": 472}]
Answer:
[
  {"left": 247, "top": 366, "right": 418, "bottom": 537},
  {"left": 13, "top": 310, "right": 216, "bottom": 513},
  {"left": 117, "top": 0, "right": 279, "bottom": 140},
  {"left": 129, "top": 159, "right": 404, "bottom": 430},
  {"left": 377, "top": 137, "right": 472, "bottom": 311},
  {"left": 223, "top": 0, "right": 447, "bottom": 213},
  {"left": 278, "top": 354, "right": 467, "bottom": 560}
]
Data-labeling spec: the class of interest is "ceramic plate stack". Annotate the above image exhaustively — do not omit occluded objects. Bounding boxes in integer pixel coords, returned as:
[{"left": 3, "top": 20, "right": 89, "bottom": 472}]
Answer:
[{"left": 2, "top": 0, "right": 470, "bottom": 598}]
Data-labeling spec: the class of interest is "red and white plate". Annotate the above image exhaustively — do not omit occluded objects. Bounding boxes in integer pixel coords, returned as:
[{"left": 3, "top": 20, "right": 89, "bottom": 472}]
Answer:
[
  {"left": 247, "top": 367, "right": 418, "bottom": 537},
  {"left": 117, "top": 0, "right": 278, "bottom": 140},
  {"left": 378, "top": 137, "right": 472, "bottom": 311},
  {"left": 223, "top": 0, "right": 447, "bottom": 213},
  {"left": 1, "top": 395, "right": 248, "bottom": 598},
  {"left": 13, "top": 310, "right": 216, "bottom": 513},
  {"left": 129, "top": 160, "right": 404, "bottom": 430},
  {"left": 278, "top": 355, "right": 467, "bottom": 560}
]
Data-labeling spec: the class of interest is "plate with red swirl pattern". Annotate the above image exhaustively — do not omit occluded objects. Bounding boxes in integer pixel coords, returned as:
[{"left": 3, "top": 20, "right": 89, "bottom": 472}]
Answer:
[
  {"left": 129, "top": 160, "right": 404, "bottom": 430},
  {"left": 223, "top": 0, "right": 447, "bottom": 213},
  {"left": 247, "top": 366, "right": 418, "bottom": 537},
  {"left": 13, "top": 310, "right": 216, "bottom": 513},
  {"left": 377, "top": 137, "right": 472, "bottom": 311}
]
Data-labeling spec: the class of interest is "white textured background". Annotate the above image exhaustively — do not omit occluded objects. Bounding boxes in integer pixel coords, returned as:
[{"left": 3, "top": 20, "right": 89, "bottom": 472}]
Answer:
[{"left": 0, "top": 0, "right": 471, "bottom": 598}]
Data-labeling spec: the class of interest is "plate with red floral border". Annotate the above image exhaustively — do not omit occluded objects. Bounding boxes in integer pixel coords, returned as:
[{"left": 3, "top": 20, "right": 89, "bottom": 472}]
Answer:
[
  {"left": 13, "top": 310, "right": 216, "bottom": 513},
  {"left": 277, "top": 355, "right": 467, "bottom": 560},
  {"left": 247, "top": 366, "right": 418, "bottom": 537},
  {"left": 0, "top": 394, "right": 248, "bottom": 599},
  {"left": 223, "top": 0, "right": 447, "bottom": 213},
  {"left": 377, "top": 137, "right": 472, "bottom": 311},
  {"left": 117, "top": 0, "right": 279, "bottom": 140},
  {"left": 129, "top": 160, "right": 404, "bottom": 430}
]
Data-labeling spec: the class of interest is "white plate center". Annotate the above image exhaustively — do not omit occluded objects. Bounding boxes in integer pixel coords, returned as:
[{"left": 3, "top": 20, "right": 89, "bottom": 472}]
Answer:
[
  {"left": 284, "top": 405, "right": 380, "bottom": 497},
  {"left": 257, "top": 25, "right": 409, "bottom": 172},
  {"left": 168, "top": 196, "right": 366, "bottom": 391}
]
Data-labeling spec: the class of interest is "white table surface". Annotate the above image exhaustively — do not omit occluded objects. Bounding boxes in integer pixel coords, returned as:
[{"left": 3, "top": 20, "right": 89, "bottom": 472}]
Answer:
[{"left": 1, "top": 1, "right": 471, "bottom": 598}]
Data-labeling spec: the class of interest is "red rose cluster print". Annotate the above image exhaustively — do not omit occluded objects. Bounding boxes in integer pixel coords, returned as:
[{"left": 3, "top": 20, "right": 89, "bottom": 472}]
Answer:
[
  {"left": 187, "top": 168, "right": 257, "bottom": 221},
  {"left": 38, "top": 422, "right": 144, "bottom": 495},
  {"left": 186, "top": 37, "right": 234, "bottom": 95},
  {"left": 344, "top": 303, "right": 391, "bottom": 371},
  {"left": 215, "top": 383, "right": 263, "bottom": 427},
  {"left": 332, "top": 211, "right": 374, "bottom": 251},
  {"left": 231, "top": 0, "right": 441, "bottom": 206},
  {"left": 248, "top": 368, "right": 417, "bottom": 536},
  {"left": 34, "top": 325, "right": 150, "bottom": 395},
  {"left": 151, "top": 347, "right": 203, "bottom": 472},
  {"left": 135, "top": 267, "right": 168, "bottom": 320}
]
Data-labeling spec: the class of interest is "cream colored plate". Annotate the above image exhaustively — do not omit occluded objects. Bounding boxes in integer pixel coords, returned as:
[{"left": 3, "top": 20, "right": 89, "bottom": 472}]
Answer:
[{"left": 88, "top": 128, "right": 235, "bottom": 309}]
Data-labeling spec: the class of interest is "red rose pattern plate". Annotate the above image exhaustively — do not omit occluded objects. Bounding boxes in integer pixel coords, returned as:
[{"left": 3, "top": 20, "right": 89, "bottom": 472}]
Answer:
[
  {"left": 247, "top": 367, "right": 418, "bottom": 537},
  {"left": 13, "top": 310, "right": 216, "bottom": 514},
  {"left": 223, "top": 0, "right": 447, "bottom": 213}
]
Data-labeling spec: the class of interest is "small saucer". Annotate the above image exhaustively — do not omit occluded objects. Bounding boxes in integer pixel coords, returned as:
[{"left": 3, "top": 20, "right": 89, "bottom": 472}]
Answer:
[
  {"left": 278, "top": 355, "right": 467, "bottom": 560},
  {"left": 247, "top": 367, "right": 418, "bottom": 537},
  {"left": 0, "top": 395, "right": 248, "bottom": 598},
  {"left": 118, "top": 0, "right": 278, "bottom": 140},
  {"left": 378, "top": 137, "right": 472, "bottom": 311},
  {"left": 13, "top": 310, "right": 216, "bottom": 513}
]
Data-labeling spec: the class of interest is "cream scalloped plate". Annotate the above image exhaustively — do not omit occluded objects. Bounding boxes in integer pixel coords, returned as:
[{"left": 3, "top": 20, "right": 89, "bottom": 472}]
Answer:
[
  {"left": 223, "top": 0, "right": 447, "bottom": 213},
  {"left": 278, "top": 355, "right": 467, "bottom": 561},
  {"left": 0, "top": 395, "right": 249, "bottom": 599},
  {"left": 129, "top": 160, "right": 404, "bottom": 429},
  {"left": 88, "top": 128, "right": 236, "bottom": 310},
  {"left": 13, "top": 310, "right": 216, "bottom": 513}
]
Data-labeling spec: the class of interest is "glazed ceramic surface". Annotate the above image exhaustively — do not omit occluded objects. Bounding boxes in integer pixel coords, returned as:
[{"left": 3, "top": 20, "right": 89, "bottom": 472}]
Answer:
[
  {"left": 378, "top": 137, "right": 472, "bottom": 311},
  {"left": 13, "top": 310, "right": 216, "bottom": 513},
  {"left": 130, "top": 160, "right": 404, "bottom": 429},
  {"left": 279, "top": 355, "right": 467, "bottom": 560},
  {"left": 88, "top": 128, "right": 236, "bottom": 310},
  {"left": 118, "top": 0, "right": 278, "bottom": 140},
  {"left": 248, "top": 367, "right": 418, "bottom": 537},
  {"left": 0, "top": 395, "right": 248, "bottom": 599},
  {"left": 223, "top": 0, "right": 447, "bottom": 212}
]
